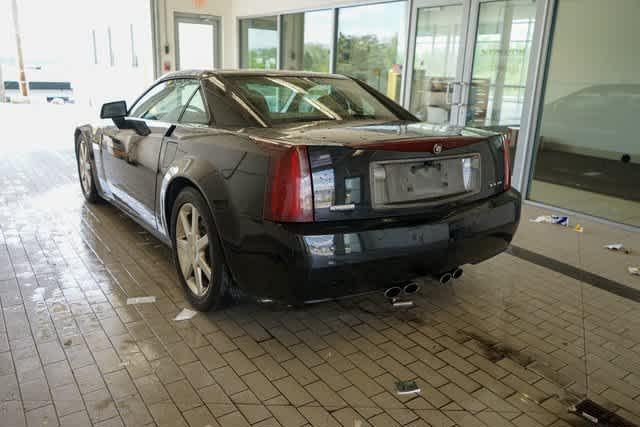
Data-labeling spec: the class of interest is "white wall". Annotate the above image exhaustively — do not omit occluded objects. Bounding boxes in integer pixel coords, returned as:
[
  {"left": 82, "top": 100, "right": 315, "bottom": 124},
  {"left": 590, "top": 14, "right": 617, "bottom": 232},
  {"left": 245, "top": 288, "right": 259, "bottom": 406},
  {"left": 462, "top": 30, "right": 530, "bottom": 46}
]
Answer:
[{"left": 155, "top": 0, "right": 234, "bottom": 70}]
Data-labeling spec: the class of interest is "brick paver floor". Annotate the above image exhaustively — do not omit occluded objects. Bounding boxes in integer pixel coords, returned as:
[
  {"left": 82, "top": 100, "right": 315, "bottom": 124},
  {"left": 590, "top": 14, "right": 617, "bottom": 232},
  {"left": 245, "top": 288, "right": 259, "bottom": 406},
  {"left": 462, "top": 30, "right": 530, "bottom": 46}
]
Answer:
[{"left": 1, "top": 148, "right": 639, "bottom": 427}]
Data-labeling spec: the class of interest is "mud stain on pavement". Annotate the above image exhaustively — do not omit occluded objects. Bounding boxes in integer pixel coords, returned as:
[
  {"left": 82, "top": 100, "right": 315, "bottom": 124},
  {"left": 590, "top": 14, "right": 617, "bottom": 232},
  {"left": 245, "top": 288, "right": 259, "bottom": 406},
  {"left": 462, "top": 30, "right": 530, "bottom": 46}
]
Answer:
[{"left": 463, "top": 331, "right": 533, "bottom": 366}]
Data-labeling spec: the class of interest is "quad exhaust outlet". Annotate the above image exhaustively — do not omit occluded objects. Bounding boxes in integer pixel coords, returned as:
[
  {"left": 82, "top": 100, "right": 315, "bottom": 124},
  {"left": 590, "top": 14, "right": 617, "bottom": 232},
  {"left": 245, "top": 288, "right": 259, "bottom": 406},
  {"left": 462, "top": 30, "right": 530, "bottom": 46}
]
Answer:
[
  {"left": 438, "top": 267, "right": 463, "bottom": 285},
  {"left": 384, "top": 286, "right": 402, "bottom": 299},
  {"left": 385, "top": 268, "right": 463, "bottom": 299},
  {"left": 439, "top": 272, "right": 453, "bottom": 285},
  {"left": 403, "top": 282, "right": 421, "bottom": 295}
]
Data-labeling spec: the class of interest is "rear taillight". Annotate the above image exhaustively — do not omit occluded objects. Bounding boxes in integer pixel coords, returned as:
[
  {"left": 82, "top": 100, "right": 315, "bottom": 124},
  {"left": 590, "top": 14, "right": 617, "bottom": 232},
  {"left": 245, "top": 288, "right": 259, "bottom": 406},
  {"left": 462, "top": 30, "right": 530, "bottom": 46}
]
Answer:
[
  {"left": 502, "top": 134, "right": 511, "bottom": 191},
  {"left": 264, "top": 145, "right": 314, "bottom": 222}
]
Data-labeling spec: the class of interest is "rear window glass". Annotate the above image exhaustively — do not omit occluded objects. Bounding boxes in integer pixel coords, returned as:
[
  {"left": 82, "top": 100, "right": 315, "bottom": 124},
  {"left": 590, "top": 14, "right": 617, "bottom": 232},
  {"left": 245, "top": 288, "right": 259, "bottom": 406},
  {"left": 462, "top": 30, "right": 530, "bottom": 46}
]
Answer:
[{"left": 226, "top": 76, "right": 399, "bottom": 124}]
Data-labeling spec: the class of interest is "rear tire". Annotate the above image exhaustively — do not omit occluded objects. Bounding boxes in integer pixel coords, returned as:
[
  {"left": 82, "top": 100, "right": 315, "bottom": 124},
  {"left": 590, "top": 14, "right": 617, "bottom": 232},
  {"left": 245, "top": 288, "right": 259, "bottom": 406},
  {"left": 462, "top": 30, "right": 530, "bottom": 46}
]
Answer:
[
  {"left": 170, "top": 187, "right": 229, "bottom": 311},
  {"left": 76, "top": 134, "right": 101, "bottom": 203}
]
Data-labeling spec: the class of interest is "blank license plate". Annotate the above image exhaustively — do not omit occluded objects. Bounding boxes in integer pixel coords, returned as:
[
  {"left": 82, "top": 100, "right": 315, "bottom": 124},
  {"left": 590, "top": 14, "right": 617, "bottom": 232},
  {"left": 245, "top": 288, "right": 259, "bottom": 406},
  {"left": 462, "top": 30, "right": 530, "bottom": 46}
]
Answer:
[{"left": 371, "top": 154, "right": 481, "bottom": 208}]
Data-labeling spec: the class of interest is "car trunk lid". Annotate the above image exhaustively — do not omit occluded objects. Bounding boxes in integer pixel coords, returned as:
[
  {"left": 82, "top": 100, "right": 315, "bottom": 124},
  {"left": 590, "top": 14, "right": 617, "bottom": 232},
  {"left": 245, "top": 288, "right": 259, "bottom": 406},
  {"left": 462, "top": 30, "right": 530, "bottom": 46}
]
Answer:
[{"left": 251, "top": 121, "right": 509, "bottom": 223}]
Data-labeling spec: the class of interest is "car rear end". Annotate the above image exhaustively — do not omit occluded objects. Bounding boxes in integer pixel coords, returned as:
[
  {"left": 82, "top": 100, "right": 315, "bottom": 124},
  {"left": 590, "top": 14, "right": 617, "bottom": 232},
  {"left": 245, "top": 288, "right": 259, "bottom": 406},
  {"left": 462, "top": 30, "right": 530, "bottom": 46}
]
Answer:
[{"left": 256, "top": 129, "right": 520, "bottom": 303}]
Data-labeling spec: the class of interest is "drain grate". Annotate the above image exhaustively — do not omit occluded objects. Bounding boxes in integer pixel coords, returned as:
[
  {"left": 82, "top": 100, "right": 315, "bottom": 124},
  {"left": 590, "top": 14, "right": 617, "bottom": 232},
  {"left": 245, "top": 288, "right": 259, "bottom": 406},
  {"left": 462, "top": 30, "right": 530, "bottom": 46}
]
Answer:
[{"left": 571, "top": 399, "right": 637, "bottom": 426}]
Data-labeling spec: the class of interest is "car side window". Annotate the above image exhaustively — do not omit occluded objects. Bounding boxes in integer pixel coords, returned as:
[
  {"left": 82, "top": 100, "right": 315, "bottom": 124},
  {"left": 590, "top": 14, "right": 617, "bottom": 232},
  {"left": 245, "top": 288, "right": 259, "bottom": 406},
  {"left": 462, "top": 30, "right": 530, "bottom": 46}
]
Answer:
[
  {"left": 129, "top": 79, "right": 200, "bottom": 122},
  {"left": 179, "top": 88, "right": 209, "bottom": 125},
  {"left": 202, "top": 78, "right": 259, "bottom": 127}
]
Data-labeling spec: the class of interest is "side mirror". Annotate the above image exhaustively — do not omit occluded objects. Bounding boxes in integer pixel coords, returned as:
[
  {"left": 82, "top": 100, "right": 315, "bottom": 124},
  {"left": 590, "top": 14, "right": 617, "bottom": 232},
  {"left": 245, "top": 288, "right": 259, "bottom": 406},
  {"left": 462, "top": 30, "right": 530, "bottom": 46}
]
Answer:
[
  {"left": 101, "top": 101, "right": 150, "bottom": 137},
  {"left": 100, "top": 100, "right": 127, "bottom": 119}
]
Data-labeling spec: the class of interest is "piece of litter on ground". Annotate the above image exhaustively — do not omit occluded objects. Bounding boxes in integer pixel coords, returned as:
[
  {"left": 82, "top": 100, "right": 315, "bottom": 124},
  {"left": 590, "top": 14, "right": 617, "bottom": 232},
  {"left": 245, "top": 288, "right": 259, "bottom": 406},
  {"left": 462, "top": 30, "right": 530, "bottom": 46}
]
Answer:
[
  {"left": 395, "top": 380, "right": 421, "bottom": 395},
  {"left": 573, "top": 224, "right": 584, "bottom": 233},
  {"left": 582, "top": 171, "right": 602, "bottom": 177},
  {"left": 529, "top": 215, "right": 551, "bottom": 223},
  {"left": 126, "top": 296, "right": 156, "bottom": 305},
  {"left": 174, "top": 308, "right": 197, "bottom": 321},
  {"left": 605, "top": 243, "right": 632, "bottom": 254},
  {"left": 118, "top": 360, "right": 130, "bottom": 367},
  {"left": 629, "top": 266, "right": 640, "bottom": 276},
  {"left": 392, "top": 301, "right": 414, "bottom": 308},
  {"left": 529, "top": 215, "right": 569, "bottom": 227}
]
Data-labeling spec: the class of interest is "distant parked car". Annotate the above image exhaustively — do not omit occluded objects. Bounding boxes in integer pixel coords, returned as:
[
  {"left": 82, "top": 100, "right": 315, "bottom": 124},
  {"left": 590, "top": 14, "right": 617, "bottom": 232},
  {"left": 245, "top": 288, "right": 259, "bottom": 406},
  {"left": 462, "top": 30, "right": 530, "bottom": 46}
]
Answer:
[{"left": 75, "top": 70, "right": 520, "bottom": 311}]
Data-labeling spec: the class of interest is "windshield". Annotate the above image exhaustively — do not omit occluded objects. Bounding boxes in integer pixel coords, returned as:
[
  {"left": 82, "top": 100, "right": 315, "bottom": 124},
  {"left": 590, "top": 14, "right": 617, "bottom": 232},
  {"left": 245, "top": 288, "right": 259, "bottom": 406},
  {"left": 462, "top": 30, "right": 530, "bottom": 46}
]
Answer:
[{"left": 225, "top": 76, "right": 400, "bottom": 124}]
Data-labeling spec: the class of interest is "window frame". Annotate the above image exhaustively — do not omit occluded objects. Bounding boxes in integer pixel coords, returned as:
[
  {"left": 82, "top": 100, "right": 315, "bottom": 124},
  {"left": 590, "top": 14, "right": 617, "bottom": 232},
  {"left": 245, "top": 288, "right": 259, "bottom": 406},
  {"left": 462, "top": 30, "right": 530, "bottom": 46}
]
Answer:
[
  {"left": 238, "top": 16, "right": 280, "bottom": 69},
  {"left": 128, "top": 77, "right": 203, "bottom": 123},
  {"left": 280, "top": 9, "right": 334, "bottom": 73},
  {"left": 177, "top": 84, "right": 212, "bottom": 126},
  {"left": 237, "top": 1, "right": 410, "bottom": 105}
]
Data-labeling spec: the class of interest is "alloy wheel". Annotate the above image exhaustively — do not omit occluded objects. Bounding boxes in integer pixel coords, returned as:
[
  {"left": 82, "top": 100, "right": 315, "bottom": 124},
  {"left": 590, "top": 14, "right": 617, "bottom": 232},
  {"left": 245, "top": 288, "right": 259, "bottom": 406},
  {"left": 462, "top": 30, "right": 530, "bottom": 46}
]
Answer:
[{"left": 175, "top": 203, "right": 212, "bottom": 297}]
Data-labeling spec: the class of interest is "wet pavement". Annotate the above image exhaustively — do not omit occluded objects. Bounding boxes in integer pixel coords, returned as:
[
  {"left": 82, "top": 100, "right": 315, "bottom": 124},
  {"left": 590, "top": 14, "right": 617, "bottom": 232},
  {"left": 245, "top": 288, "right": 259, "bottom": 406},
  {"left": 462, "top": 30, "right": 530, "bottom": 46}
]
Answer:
[{"left": 0, "top": 106, "right": 639, "bottom": 427}]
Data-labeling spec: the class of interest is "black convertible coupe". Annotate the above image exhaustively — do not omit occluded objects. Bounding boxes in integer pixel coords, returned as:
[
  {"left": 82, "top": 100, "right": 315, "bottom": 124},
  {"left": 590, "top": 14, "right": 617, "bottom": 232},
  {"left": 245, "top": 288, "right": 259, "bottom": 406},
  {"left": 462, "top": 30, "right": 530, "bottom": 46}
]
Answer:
[{"left": 75, "top": 70, "right": 520, "bottom": 310}]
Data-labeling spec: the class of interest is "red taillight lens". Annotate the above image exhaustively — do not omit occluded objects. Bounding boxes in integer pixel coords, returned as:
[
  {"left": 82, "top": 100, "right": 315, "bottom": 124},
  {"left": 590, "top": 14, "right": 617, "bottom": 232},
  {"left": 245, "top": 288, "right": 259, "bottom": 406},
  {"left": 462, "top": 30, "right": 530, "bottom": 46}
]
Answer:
[
  {"left": 502, "top": 134, "right": 511, "bottom": 191},
  {"left": 264, "top": 145, "right": 314, "bottom": 222}
]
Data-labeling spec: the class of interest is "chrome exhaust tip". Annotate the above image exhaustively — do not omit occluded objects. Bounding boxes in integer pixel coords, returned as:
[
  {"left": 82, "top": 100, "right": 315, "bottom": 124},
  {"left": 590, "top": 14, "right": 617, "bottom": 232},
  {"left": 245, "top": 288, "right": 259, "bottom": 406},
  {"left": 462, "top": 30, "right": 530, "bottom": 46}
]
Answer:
[
  {"left": 439, "top": 273, "right": 452, "bottom": 285},
  {"left": 403, "top": 282, "right": 421, "bottom": 295},
  {"left": 452, "top": 267, "right": 463, "bottom": 280},
  {"left": 384, "top": 286, "right": 402, "bottom": 299}
]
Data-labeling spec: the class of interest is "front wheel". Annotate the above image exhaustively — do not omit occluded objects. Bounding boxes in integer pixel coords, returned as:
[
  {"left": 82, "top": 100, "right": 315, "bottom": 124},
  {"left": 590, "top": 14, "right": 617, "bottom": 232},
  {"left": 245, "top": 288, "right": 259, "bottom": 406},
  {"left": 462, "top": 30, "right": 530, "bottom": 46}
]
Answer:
[
  {"left": 76, "top": 135, "right": 101, "bottom": 203},
  {"left": 170, "top": 187, "right": 229, "bottom": 311}
]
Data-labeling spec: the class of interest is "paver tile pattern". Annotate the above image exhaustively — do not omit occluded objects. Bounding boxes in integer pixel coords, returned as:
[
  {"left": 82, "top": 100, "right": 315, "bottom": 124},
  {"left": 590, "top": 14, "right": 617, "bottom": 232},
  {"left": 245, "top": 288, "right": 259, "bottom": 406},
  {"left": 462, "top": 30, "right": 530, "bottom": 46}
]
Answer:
[{"left": 0, "top": 146, "right": 639, "bottom": 427}]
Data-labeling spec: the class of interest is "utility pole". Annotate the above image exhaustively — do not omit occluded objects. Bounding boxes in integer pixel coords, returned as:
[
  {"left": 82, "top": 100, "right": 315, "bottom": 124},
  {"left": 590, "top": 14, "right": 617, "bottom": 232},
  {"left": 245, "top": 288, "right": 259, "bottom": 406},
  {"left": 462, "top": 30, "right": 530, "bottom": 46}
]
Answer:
[{"left": 11, "top": 0, "right": 29, "bottom": 97}]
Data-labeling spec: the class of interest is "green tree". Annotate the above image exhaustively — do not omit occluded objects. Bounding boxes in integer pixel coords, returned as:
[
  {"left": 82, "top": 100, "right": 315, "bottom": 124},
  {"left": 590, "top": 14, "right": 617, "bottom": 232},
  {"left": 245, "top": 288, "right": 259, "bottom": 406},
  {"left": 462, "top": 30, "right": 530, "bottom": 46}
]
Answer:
[
  {"left": 336, "top": 33, "right": 401, "bottom": 99},
  {"left": 303, "top": 43, "right": 330, "bottom": 73}
]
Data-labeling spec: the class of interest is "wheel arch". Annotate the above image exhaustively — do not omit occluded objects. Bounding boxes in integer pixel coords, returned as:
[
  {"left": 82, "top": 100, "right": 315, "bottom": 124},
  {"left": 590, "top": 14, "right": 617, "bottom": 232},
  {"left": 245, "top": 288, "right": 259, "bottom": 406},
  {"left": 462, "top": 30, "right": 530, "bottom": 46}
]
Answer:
[{"left": 161, "top": 167, "right": 236, "bottom": 281}]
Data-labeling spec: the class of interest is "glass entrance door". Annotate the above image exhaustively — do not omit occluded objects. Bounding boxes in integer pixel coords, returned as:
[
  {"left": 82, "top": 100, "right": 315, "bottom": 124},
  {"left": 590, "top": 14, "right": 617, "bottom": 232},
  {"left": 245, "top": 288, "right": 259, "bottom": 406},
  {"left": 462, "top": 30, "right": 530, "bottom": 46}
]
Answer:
[
  {"left": 407, "top": 0, "right": 538, "bottom": 132},
  {"left": 174, "top": 14, "right": 220, "bottom": 70},
  {"left": 406, "top": 1, "right": 468, "bottom": 123},
  {"left": 459, "top": 0, "right": 537, "bottom": 131}
]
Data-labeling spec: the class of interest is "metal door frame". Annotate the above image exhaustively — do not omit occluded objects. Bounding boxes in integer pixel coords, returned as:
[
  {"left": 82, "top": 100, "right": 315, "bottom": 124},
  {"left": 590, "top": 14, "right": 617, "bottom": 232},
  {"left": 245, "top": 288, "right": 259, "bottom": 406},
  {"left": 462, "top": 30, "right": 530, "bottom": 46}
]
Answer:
[
  {"left": 174, "top": 12, "right": 221, "bottom": 70},
  {"left": 511, "top": 0, "right": 554, "bottom": 195},
  {"left": 403, "top": 0, "right": 472, "bottom": 119},
  {"left": 404, "top": 0, "right": 550, "bottom": 193},
  {"left": 457, "top": 0, "right": 549, "bottom": 193}
]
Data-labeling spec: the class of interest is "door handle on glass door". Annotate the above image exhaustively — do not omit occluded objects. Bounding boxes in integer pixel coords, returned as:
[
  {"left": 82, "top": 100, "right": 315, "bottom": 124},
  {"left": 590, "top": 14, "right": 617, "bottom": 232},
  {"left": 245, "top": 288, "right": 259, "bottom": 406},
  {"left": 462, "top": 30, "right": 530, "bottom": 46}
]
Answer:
[{"left": 445, "top": 81, "right": 464, "bottom": 105}]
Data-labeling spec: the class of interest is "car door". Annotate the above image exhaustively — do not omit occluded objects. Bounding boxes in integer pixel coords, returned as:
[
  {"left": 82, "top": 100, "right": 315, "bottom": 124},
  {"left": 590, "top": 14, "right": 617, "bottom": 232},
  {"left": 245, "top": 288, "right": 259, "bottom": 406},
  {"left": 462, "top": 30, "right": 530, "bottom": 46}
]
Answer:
[{"left": 101, "top": 78, "right": 201, "bottom": 228}]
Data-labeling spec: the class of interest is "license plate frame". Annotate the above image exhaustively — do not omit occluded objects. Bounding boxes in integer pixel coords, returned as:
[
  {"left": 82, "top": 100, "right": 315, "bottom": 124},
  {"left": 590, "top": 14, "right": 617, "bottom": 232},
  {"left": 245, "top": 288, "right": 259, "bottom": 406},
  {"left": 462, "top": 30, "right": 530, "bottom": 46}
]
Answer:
[{"left": 370, "top": 153, "right": 482, "bottom": 210}]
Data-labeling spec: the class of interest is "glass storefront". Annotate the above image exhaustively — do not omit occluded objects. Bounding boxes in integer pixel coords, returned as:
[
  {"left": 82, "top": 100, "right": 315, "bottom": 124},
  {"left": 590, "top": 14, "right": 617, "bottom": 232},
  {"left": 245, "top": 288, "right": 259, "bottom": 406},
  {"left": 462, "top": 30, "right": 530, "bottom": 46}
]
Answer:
[
  {"left": 409, "top": 4, "right": 463, "bottom": 123},
  {"left": 236, "top": 0, "right": 639, "bottom": 227},
  {"left": 281, "top": 10, "right": 333, "bottom": 72},
  {"left": 335, "top": 1, "right": 408, "bottom": 103},
  {"left": 465, "top": 0, "right": 536, "bottom": 129},
  {"left": 239, "top": 16, "right": 278, "bottom": 69},
  {"left": 528, "top": 0, "right": 640, "bottom": 226}
]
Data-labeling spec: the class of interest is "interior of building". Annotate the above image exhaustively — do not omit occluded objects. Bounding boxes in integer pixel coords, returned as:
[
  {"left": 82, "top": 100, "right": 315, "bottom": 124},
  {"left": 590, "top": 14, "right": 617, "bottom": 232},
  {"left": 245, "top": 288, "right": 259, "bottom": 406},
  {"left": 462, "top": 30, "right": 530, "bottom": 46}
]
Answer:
[{"left": 0, "top": 0, "right": 638, "bottom": 426}]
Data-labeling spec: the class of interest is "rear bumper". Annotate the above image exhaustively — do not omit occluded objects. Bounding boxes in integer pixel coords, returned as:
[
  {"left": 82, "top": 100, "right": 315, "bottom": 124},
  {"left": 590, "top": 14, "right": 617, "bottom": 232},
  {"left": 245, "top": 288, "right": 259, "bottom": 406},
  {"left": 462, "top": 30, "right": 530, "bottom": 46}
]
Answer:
[{"left": 229, "top": 189, "right": 521, "bottom": 303}]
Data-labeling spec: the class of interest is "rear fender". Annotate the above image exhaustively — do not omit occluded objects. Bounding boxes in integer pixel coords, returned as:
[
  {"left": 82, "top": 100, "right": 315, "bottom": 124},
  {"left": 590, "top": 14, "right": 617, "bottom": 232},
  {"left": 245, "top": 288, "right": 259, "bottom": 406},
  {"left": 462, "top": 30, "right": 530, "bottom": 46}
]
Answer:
[{"left": 159, "top": 155, "right": 236, "bottom": 266}]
